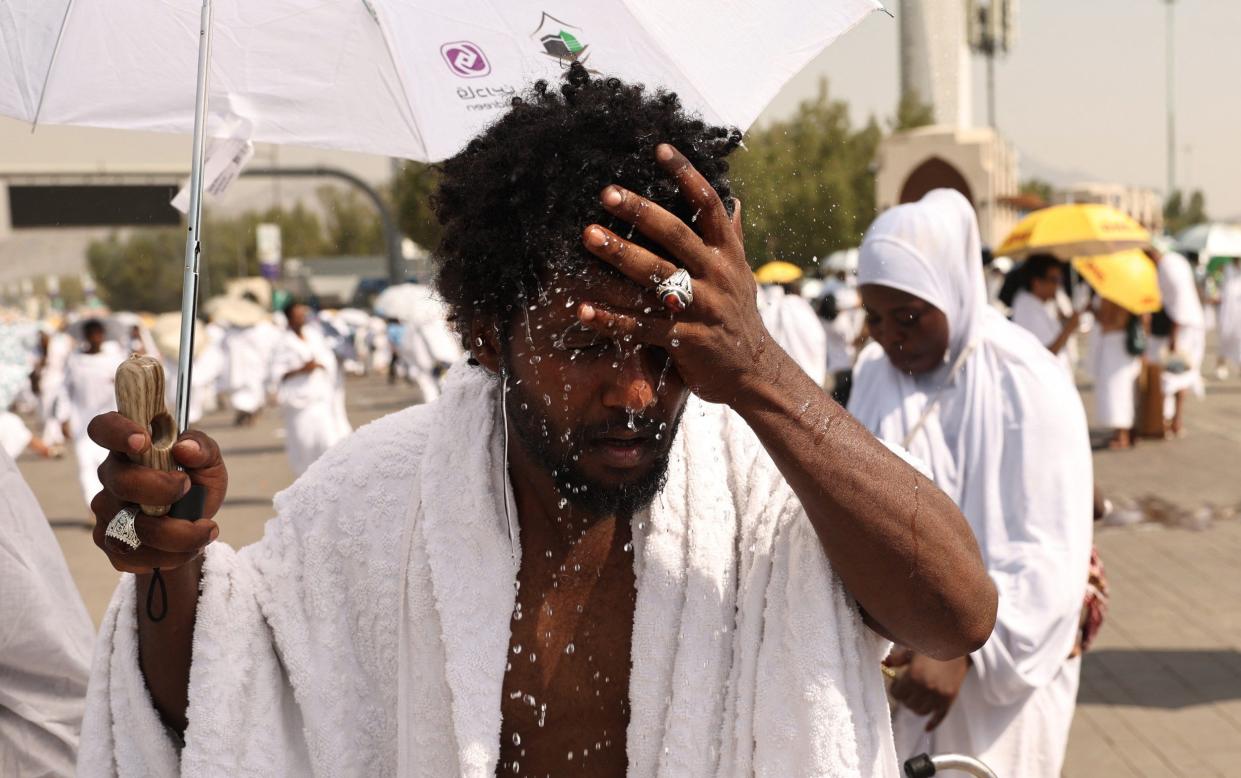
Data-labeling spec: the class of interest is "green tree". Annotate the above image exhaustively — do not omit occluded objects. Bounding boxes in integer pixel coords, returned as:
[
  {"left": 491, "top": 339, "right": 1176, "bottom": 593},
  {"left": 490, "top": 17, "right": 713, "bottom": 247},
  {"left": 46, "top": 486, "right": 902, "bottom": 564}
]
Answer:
[
  {"left": 1164, "top": 189, "right": 1208, "bottom": 235},
  {"left": 88, "top": 203, "right": 332, "bottom": 310},
  {"left": 318, "top": 185, "right": 385, "bottom": 256},
  {"left": 391, "top": 160, "right": 443, "bottom": 252},
  {"left": 728, "top": 78, "right": 881, "bottom": 270},
  {"left": 890, "top": 91, "right": 936, "bottom": 132},
  {"left": 87, "top": 229, "right": 186, "bottom": 312},
  {"left": 1019, "top": 179, "right": 1056, "bottom": 208}
]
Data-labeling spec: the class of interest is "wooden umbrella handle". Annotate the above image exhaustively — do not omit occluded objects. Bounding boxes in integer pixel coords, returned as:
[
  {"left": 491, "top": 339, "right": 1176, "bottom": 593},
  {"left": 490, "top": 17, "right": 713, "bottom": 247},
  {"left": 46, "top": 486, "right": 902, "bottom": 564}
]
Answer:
[{"left": 114, "top": 355, "right": 177, "bottom": 517}]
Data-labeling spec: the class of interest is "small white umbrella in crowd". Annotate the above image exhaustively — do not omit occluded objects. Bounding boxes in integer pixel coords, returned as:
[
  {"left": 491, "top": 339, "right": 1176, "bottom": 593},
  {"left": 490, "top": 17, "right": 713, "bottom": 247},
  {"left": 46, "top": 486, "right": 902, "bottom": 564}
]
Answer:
[{"left": 1176, "top": 223, "right": 1241, "bottom": 261}]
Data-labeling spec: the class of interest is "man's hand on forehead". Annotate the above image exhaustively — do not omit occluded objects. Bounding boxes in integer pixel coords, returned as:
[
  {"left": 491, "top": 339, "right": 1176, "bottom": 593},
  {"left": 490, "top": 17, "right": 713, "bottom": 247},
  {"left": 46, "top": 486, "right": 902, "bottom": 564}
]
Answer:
[{"left": 574, "top": 143, "right": 773, "bottom": 405}]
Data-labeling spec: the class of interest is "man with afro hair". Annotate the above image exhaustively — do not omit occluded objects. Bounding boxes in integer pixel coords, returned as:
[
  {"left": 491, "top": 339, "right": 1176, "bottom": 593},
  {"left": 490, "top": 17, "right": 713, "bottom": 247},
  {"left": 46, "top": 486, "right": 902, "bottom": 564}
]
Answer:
[{"left": 82, "top": 64, "right": 995, "bottom": 777}]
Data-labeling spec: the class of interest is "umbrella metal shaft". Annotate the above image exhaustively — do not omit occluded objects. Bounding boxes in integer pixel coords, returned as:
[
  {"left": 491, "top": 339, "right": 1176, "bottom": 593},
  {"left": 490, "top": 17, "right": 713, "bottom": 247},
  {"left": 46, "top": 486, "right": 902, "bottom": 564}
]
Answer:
[{"left": 175, "top": 0, "right": 214, "bottom": 435}]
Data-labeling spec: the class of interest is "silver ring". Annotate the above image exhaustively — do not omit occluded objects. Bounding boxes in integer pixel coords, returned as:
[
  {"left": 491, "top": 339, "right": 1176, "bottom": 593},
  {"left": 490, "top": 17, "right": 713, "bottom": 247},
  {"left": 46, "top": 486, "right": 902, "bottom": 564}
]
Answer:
[
  {"left": 656, "top": 268, "right": 694, "bottom": 312},
  {"left": 105, "top": 505, "right": 141, "bottom": 550}
]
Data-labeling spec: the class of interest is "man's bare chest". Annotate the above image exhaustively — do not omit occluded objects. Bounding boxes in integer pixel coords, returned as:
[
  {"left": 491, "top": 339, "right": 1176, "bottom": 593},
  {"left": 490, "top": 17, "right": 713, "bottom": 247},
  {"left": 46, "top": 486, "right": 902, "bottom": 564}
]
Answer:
[{"left": 497, "top": 518, "right": 635, "bottom": 777}]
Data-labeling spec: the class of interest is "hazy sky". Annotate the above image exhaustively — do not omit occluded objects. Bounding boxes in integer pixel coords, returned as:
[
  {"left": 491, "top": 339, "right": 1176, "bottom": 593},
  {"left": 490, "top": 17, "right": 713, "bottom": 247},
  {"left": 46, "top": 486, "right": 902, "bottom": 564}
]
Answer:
[{"left": 760, "top": 0, "right": 1241, "bottom": 219}]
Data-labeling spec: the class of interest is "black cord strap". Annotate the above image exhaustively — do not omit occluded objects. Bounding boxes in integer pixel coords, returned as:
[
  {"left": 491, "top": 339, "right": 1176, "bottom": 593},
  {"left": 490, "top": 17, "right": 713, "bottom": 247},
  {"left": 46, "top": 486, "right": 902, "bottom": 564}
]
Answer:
[{"left": 146, "top": 568, "right": 168, "bottom": 622}]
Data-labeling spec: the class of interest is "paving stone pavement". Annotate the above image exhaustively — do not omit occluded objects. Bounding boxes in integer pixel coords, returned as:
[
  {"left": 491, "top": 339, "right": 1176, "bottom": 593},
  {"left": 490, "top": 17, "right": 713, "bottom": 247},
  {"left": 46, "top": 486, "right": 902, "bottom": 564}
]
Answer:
[{"left": 14, "top": 366, "right": 1241, "bottom": 777}]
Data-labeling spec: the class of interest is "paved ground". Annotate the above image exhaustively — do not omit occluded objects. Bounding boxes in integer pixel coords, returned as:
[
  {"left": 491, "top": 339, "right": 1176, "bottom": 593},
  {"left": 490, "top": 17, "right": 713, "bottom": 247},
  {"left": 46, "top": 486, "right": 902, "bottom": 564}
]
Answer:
[{"left": 13, "top": 363, "right": 1241, "bottom": 776}]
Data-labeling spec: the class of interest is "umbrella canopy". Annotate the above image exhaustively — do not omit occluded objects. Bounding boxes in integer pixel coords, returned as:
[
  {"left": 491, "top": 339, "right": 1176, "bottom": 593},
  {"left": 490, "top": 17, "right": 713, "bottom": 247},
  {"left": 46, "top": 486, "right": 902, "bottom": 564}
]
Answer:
[
  {"left": 152, "top": 312, "right": 209, "bottom": 359},
  {"left": 67, "top": 315, "right": 129, "bottom": 343},
  {"left": 1073, "top": 250, "right": 1162, "bottom": 315},
  {"left": 997, "top": 204, "right": 1151, "bottom": 261},
  {"left": 1175, "top": 223, "right": 1241, "bottom": 261},
  {"left": 754, "top": 261, "right": 804, "bottom": 285},
  {"left": 205, "top": 296, "right": 268, "bottom": 327},
  {"left": 373, "top": 283, "right": 448, "bottom": 324},
  {"left": 2, "top": 0, "right": 879, "bottom": 162},
  {"left": 821, "top": 248, "right": 860, "bottom": 274}
]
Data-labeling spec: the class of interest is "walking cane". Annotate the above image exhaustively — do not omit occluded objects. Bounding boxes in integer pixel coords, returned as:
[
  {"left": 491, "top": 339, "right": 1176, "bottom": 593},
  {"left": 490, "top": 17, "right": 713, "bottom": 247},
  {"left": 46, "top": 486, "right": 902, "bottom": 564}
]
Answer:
[{"left": 113, "top": 0, "right": 215, "bottom": 621}]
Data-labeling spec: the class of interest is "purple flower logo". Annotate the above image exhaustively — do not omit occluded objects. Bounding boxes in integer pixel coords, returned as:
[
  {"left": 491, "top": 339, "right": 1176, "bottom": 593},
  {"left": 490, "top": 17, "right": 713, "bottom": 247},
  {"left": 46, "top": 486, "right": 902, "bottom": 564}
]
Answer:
[{"left": 441, "top": 42, "right": 490, "bottom": 78}]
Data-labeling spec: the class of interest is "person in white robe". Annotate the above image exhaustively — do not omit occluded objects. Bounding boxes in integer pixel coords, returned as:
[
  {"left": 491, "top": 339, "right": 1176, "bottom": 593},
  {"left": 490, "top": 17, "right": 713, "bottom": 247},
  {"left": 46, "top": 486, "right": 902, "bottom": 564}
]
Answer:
[
  {"left": 1215, "top": 258, "right": 1241, "bottom": 375},
  {"left": 154, "top": 315, "right": 223, "bottom": 427},
  {"left": 78, "top": 75, "right": 1004, "bottom": 777},
  {"left": 759, "top": 283, "right": 828, "bottom": 387},
  {"left": 849, "top": 190, "right": 1093, "bottom": 777},
  {"left": 1147, "top": 249, "right": 1206, "bottom": 434},
  {"left": 269, "top": 303, "right": 352, "bottom": 476},
  {"left": 224, "top": 319, "right": 279, "bottom": 426},
  {"left": 819, "top": 283, "right": 865, "bottom": 406},
  {"left": 61, "top": 320, "right": 126, "bottom": 509},
  {"left": 396, "top": 287, "right": 464, "bottom": 403},
  {"left": 39, "top": 328, "right": 74, "bottom": 448},
  {"left": 1087, "top": 298, "right": 1142, "bottom": 448},
  {"left": 1, "top": 447, "right": 94, "bottom": 777},
  {"left": 1009, "top": 255, "right": 1080, "bottom": 381}
]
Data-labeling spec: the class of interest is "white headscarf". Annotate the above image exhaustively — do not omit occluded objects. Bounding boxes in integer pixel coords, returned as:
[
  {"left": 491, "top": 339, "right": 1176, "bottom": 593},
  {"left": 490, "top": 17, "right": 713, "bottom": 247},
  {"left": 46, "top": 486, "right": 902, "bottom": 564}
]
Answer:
[{"left": 850, "top": 190, "right": 1093, "bottom": 708}]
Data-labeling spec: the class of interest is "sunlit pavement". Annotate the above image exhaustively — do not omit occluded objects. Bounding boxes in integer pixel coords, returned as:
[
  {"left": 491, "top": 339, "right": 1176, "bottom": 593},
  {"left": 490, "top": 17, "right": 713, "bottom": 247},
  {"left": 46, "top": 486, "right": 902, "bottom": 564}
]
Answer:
[{"left": 16, "top": 368, "right": 1241, "bottom": 776}]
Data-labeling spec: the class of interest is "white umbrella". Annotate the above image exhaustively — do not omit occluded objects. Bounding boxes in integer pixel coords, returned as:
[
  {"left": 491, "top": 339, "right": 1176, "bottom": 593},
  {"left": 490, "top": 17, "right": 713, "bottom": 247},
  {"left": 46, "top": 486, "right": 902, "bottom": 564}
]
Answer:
[
  {"left": 4, "top": 0, "right": 880, "bottom": 162},
  {"left": 374, "top": 283, "right": 441, "bottom": 323},
  {"left": 822, "top": 248, "right": 860, "bottom": 275},
  {"left": 204, "top": 296, "right": 269, "bottom": 328},
  {"left": 1176, "top": 223, "right": 1241, "bottom": 260},
  {"left": 1, "top": 0, "right": 879, "bottom": 432}
]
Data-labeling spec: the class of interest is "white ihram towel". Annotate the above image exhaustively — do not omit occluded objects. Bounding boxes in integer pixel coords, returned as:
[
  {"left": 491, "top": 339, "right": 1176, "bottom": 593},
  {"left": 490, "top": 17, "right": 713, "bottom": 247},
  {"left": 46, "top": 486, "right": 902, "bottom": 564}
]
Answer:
[{"left": 79, "top": 363, "right": 897, "bottom": 777}]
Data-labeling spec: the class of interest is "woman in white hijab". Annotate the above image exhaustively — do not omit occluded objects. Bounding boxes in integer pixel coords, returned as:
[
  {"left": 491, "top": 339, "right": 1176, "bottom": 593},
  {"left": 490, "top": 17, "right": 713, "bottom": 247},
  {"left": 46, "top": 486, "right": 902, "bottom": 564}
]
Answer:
[{"left": 849, "top": 190, "right": 1093, "bottom": 777}]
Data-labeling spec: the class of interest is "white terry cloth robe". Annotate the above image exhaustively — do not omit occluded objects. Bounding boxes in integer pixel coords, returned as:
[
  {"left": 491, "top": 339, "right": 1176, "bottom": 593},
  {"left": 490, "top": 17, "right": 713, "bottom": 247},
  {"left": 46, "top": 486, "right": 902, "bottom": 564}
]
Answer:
[
  {"left": 269, "top": 323, "right": 352, "bottom": 477},
  {"left": 759, "top": 285, "right": 829, "bottom": 386},
  {"left": 1010, "top": 289, "right": 1074, "bottom": 380},
  {"left": 78, "top": 362, "right": 900, "bottom": 778},
  {"left": 1148, "top": 251, "right": 1206, "bottom": 401},
  {"left": 1217, "top": 261, "right": 1241, "bottom": 367},
  {"left": 1, "top": 448, "right": 94, "bottom": 777},
  {"left": 61, "top": 345, "right": 126, "bottom": 508},
  {"left": 1087, "top": 327, "right": 1141, "bottom": 430},
  {"left": 849, "top": 190, "right": 1093, "bottom": 778}
]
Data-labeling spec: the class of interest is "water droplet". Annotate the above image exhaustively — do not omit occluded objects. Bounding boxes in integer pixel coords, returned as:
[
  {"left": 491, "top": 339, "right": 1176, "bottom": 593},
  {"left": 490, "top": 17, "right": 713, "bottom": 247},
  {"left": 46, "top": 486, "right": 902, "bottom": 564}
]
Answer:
[
  {"left": 565, "top": 643, "right": 576, "bottom": 655},
  {"left": 510, "top": 760, "right": 520, "bottom": 773},
  {"left": 567, "top": 751, "right": 574, "bottom": 761},
  {"left": 670, "top": 338, "right": 680, "bottom": 347},
  {"left": 558, "top": 497, "right": 568, "bottom": 509},
  {"left": 512, "top": 644, "right": 522, "bottom": 654},
  {"left": 623, "top": 541, "right": 633, "bottom": 552},
  {"left": 528, "top": 652, "right": 537, "bottom": 663},
  {"left": 512, "top": 733, "right": 522, "bottom": 746}
]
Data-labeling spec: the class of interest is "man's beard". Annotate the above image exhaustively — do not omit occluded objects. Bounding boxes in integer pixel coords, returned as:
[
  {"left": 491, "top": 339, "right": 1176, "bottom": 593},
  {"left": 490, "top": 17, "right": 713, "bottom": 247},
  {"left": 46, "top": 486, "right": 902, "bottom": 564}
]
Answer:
[{"left": 503, "top": 376, "right": 682, "bottom": 518}]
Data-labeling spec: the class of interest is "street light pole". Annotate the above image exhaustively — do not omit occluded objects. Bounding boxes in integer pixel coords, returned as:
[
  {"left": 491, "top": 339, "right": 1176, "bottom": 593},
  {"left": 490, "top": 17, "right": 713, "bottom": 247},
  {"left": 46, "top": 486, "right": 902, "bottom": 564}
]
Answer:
[{"left": 1165, "top": 0, "right": 1177, "bottom": 200}]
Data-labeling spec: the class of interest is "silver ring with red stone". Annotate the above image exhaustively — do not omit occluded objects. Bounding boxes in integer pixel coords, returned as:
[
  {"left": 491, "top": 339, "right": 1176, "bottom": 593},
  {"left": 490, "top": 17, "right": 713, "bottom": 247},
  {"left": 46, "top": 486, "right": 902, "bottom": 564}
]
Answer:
[{"left": 656, "top": 268, "right": 694, "bottom": 312}]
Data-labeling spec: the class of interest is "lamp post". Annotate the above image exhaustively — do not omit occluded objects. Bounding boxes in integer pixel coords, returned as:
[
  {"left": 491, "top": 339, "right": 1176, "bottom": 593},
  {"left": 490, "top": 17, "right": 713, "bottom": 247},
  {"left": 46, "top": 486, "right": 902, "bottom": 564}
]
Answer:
[{"left": 1165, "top": 0, "right": 1177, "bottom": 200}]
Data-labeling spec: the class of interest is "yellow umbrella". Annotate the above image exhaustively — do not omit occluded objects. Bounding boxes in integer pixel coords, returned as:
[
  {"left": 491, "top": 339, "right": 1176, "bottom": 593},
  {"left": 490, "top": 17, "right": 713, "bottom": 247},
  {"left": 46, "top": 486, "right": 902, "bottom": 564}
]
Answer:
[
  {"left": 997, "top": 204, "right": 1151, "bottom": 260},
  {"left": 754, "top": 260, "right": 803, "bottom": 285},
  {"left": 1072, "top": 250, "right": 1162, "bottom": 315}
]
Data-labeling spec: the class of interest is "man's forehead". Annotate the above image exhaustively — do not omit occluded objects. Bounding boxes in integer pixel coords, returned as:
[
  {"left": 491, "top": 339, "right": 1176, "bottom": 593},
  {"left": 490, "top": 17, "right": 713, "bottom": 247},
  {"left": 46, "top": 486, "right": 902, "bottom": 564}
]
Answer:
[{"left": 531, "top": 262, "right": 649, "bottom": 314}]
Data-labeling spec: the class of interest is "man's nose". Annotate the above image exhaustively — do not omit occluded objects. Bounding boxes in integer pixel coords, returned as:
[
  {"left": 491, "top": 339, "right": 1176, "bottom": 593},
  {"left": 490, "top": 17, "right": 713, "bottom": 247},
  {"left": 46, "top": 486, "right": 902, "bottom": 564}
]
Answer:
[{"left": 602, "top": 351, "right": 658, "bottom": 412}]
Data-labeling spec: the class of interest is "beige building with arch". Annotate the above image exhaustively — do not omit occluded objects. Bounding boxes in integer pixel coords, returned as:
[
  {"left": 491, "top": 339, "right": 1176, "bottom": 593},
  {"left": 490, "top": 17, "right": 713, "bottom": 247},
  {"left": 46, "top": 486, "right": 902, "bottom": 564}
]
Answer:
[{"left": 875, "top": 124, "right": 1020, "bottom": 248}]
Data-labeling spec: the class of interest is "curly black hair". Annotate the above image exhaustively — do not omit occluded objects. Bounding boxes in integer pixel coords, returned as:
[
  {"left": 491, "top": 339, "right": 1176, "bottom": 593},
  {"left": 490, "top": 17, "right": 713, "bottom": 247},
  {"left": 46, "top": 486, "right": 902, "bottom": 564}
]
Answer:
[{"left": 432, "top": 62, "right": 742, "bottom": 349}]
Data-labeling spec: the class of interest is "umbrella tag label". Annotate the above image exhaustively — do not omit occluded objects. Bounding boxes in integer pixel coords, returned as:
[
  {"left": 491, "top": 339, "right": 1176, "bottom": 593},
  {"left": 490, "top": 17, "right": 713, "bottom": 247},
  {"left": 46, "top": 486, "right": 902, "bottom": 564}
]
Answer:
[{"left": 171, "top": 119, "right": 255, "bottom": 214}]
